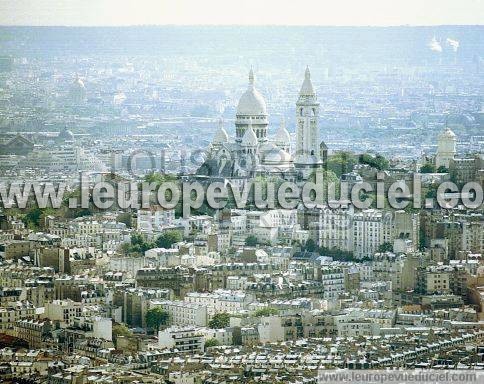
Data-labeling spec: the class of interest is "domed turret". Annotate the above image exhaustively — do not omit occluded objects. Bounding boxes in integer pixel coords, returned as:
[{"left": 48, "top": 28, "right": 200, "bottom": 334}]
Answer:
[
  {"left": 241, "top": 119, "right": 258, "bottom": 149},
  {"left": 235, "top": 69, "right": 269, "bottom": 143},
  {"left": 58, "top": 126, "right": 74, "bottom": 142},
  {"left": 263, "top": 145, "right": 292, "bottom": 165},
  {"left": 236, "top": 69, "right": 267, "bottom": 116},
  {"left": 274, "top": 117, "right": 291, "bottom": 152},
  {"left": 73, "top": 74, "right": 85, "bottom": 89},
  {"left": 212, "top": 118, "right": 229, "bottom": 145}
]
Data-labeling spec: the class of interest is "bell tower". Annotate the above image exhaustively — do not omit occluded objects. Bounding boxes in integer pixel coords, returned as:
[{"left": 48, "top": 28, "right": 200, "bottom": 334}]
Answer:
[{"left": 294, "top": 67, "right": 323, "bottom": 179}]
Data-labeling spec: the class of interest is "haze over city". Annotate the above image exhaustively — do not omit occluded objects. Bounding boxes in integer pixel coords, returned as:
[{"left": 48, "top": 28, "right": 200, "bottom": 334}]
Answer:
[
  {"left": 0, "top": 1, "right": 483, "bottom": 383},
  {"left": 1, "top": 0, "right": 484, "bottom": 26}
]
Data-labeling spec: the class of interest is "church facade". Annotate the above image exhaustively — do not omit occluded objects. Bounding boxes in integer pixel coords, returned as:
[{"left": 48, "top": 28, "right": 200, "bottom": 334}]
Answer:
[{"left": 197, "top": 68, "right": 327, "bottom": 181}]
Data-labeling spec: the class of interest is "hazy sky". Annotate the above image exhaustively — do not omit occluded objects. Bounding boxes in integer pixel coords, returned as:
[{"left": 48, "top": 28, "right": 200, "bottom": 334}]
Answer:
[{"left": 0, "top": 0, "right": 483, "bottom": 26}]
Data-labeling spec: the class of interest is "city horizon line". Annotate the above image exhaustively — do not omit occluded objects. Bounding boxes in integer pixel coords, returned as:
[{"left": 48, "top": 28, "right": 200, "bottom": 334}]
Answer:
[{"left": 1, "top": 23, "right": 483, "bottom": 28}]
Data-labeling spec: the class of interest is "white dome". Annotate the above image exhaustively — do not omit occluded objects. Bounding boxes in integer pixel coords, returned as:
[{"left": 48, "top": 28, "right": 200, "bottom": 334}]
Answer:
[
  {"left": 263, "top": 146, "right": 292, "bottom": 164},
  {"left": 440, "top": 127, "right": 456, "bottom": 138},
  {"left": 71, "top": 74, "right": 85, "bottom": 90},
  {"left": 69, "top": 74, "right": 86, "bottom": 103},
  {"left": 274, "top": 118, "right": 290, "bottom": 143},
  {"left": 59, "top": 127, "right": 74, "bottom": 141},
  {"left": 73, "top": 78, "right": 85, "bottom": 89},
  {"left": 237, "top": 88, "right": 267, "bottom": 116},
  {"left": 236, "top": 69, "right": 267, "bottom": 116},
  {"left": 241, "top": 124, "right": 258, "bottom": 146},
  {"left": 213, "top": 128, "right": 228, "bottom": 144},
  {"left": 212, "top": 119, "right": 229, "bottom": 144}
]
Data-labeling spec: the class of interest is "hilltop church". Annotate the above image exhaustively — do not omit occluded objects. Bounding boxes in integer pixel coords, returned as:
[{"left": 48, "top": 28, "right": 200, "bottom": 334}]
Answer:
[{"left": 197, "top": 67, "right": 327, "bottom": 181}]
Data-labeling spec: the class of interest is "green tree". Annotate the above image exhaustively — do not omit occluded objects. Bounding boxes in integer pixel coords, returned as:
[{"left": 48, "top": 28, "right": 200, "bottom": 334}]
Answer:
[
  {"left": 245, "top": 235, "right": 258, "bottom": 247},
  {"left": 420, "top": 163, "right": 436, "bottom": 173},
  {"left": 419, "top": 227, "right": 427, "bottom": 251},
  {"left": 304, "top": 238, "right": 317, "bottom": 253},
  {"left": 204, "top": 338, "right": 220, "bottom": 348},
  {"left": 327, "top": 151, "right": 357, "bottom": 177},
  {"left": 319, "top": 246, "right": 356, "bottom": 262},
  {"left": 134, "top": 233, "right": 155, "bottom": 252},
  {"left": 374, "top": 154, "right": 390, "bottom": 171},
  {"left": 117, "top": 212, "right": 133, "bottom": 228},
  {"left": 209, "top": 312, "right": 230, "bottom": 329},
  {"left": 436, "top": 165, "right": 448, "bottom": 173},
  {"left": 146, "top": 307, "right": 169, "bottom": 332},
  {"left": 378, "top": 242, "right": 393, "bottom": 253},
  {"left": 254, "top": 307, "right": 279, "bottom": 317},
  {"left": 359, "top": 153, "right": 389, "bottom": 171},
  {"left": 122, "top": 233, "right": 155, "bottom": 255},
  {"left": 22, "top": 207, "right": 57, "bottom": 230},
  {"left": 156, "top": 230, "right": 183, "bottom": 249},
  {"left": 112, "top": 323, "right": 132, "bottom": 343},
  {"left": 62, "top": 188, "right": 94, "bottom": 218},
  {"left": 144, "top": 172, "right": 178, "bottom": 186},
  {"left": 307, "top": 169, "right": 340, "bottom": 202},
  {"left": 425, "top": 183, "right": 439, "bottom": 199}
]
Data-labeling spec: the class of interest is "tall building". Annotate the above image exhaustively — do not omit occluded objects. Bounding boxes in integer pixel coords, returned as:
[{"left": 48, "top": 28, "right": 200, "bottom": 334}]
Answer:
[
  {"left": 353, "top": 209, "right": 394, "bottom": 259},
  {"left": 310, "top": 205, "right": 354, "bottom": 252},
  {"left": 435, "top": 127, "right": 456, "bottom": 169},
  {"left": 294, "top": 66, "right": 324, "bottom": 179},
  {"left": 69, "top": 74, "right": 87, "bottom": 104},
  {"left": 393, "top": 210, "right": 420, "bottom": 250},
  {"left": 450, "top": 155, "right": 483, "bottom": 186}
]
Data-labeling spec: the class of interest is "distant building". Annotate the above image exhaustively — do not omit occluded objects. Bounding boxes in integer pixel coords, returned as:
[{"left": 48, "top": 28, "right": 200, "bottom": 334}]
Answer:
[
  {"left": 0, "top": 134, "right": 34, "bottom": 155},
  {"left": 353, "top": 209, "right": 393, "bottom": 259},
  {"left": 137, "top": 207, "right": 175, "bottom": 235},
  {"left": 149, "top": 299, "right": 208, "bottom": 327},
  {"left": 198, "top": 68, "right": 326, "bottom": 180},
  {"left": 158, "top": 326, "right": 205, "bottom": 353},
  {"left": 15, "top": 319, "right": 52, "bottom": 349},
  {"left": 435, "top": 127, "right": 456, "bottom": 169},
  {"left": 450, "top": 155, "right": 483, "bottom": 186},
  {"left": 69, "top": 74, "right": 87, "bottom": 104}
]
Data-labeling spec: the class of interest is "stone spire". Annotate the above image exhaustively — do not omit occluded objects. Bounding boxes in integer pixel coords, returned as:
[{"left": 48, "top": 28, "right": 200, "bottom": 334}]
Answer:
[
  {"left": 249, "top": 67, "right": 254, "bottom": 88},
  {"left": 299, "top": 66, "right": 315, "bottom": 96}
]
